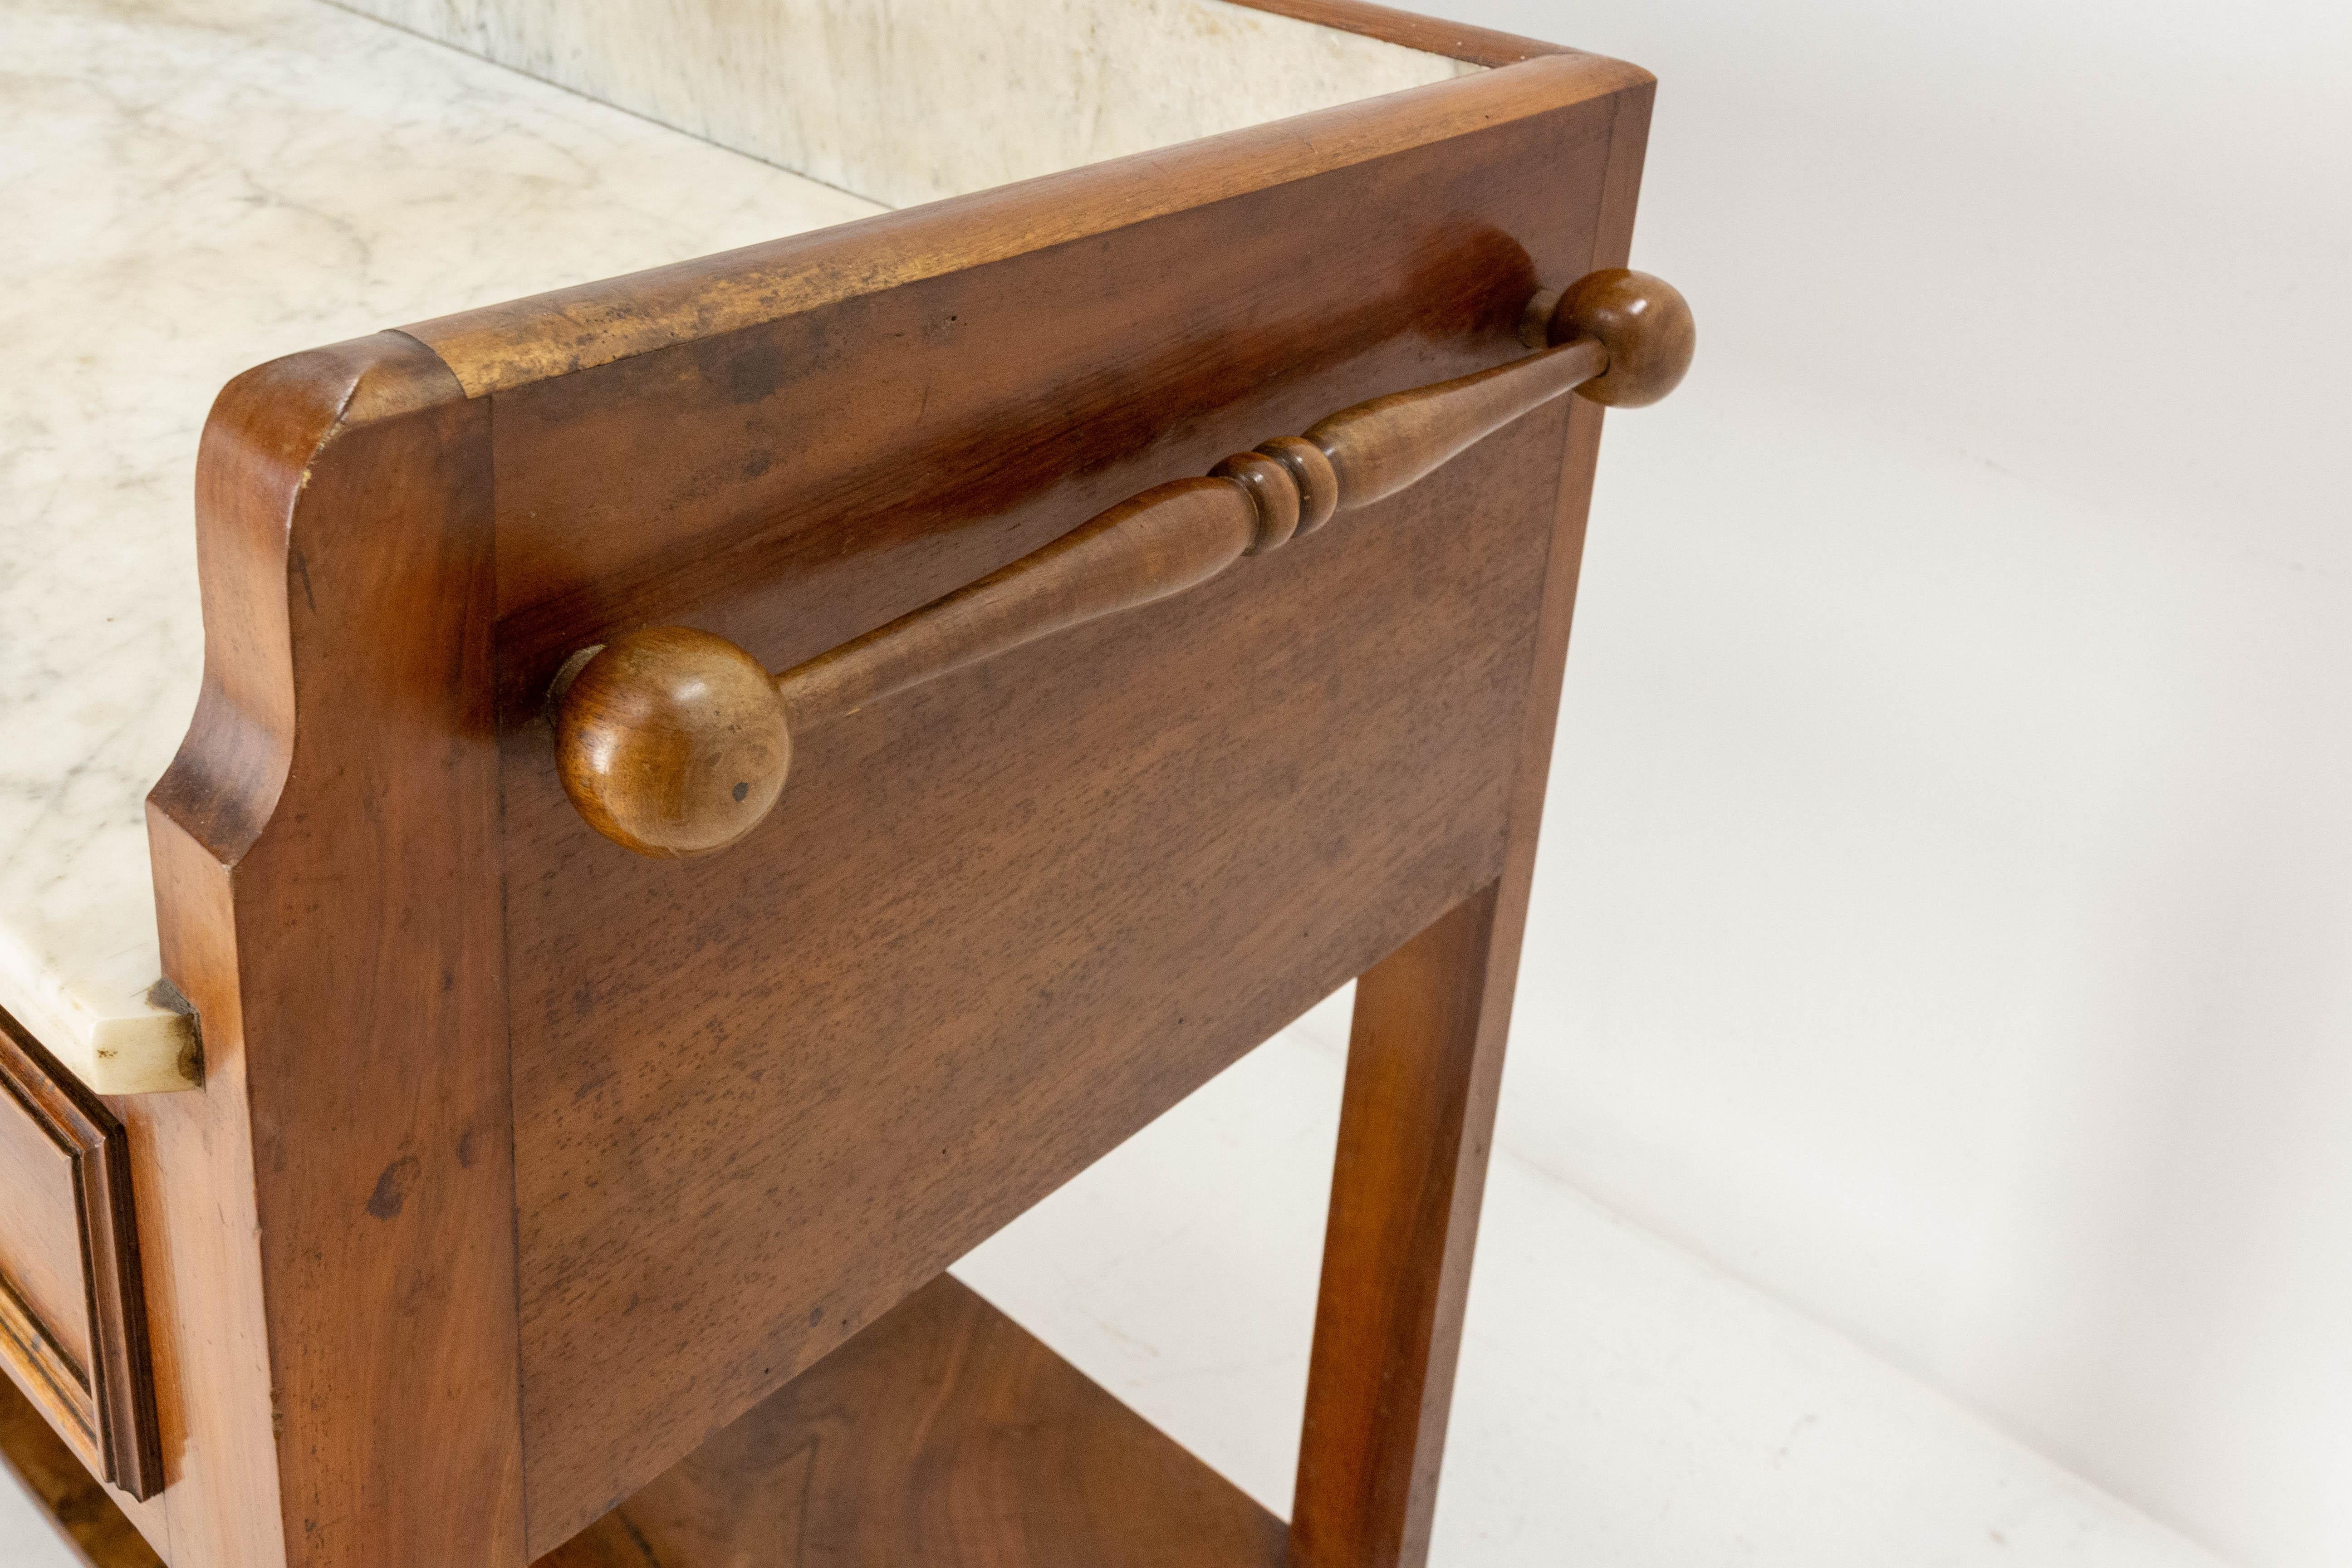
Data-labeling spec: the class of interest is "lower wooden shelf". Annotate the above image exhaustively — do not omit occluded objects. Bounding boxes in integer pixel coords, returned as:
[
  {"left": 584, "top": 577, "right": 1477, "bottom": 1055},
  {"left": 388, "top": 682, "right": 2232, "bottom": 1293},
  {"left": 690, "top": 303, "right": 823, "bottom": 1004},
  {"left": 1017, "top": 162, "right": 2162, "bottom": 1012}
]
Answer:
[
  {"left": 1, "top": 1275, "right": 1286, "bottom": 1568},
  {"left": 540, "top": 1274, "right": 1289, "bottom": 1567}
]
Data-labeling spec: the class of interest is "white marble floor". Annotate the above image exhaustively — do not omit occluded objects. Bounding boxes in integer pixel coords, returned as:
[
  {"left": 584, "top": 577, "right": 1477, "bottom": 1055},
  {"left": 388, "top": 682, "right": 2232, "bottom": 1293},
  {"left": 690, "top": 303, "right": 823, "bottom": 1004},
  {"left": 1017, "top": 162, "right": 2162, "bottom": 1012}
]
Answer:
[{"left": 4, "top": 1013, "right": 2231, "bottom": 1566}]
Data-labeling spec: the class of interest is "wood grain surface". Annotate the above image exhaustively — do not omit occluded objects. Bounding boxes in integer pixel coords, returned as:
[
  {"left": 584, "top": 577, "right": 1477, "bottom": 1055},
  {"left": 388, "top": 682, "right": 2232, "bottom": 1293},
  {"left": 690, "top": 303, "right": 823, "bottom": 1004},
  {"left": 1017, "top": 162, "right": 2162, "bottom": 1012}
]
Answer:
[
  {"left": 1548, "top": 267, "right": 1696, "bottom": 406},
  {"left": 401, "top": 51, "right": 1646, "bottom": 407},
  {"left": 1292, "top": 77, "right": 1655, "bottom": 1568},
  {"left": 477, "top": 58, "right": 1651, "bottom": 1544},
  {"left": 0, "top": 1054, "right": 92, "bottom": 1376},
  {"left": 0, "top": 1277, "right": 94, "bottom": 1483},
  {"left": 141, "top": 335, "right": 528, "bottom": 1568},
  {"left": 550, "top": 298, "right": 1692, "bottom": 856},
  {"left": 1234, "top": 0, "right": 1565, "bottom": 68},
  {"left": 1304, "top": 333, "right": 1607, "bottom": 508},
  {"left": 536, "top": 1275, "right": 1286, "bottom": 1568},
  {"left": 0, "top": 1006, "right": 162, "bottom": 1499},
  {"left": 775, "top": 478, "right": 1260, "bottom": 737},
  {"left": 0, "top": 1374, "right": 161, "bottom": 1568},
  {"left": 120, "top": 6, "right": 1659, "bottom": 1562},
  {"left": 1295, "top": 885, "right": 1506, "bottom": 1566},
  {"left": 554, "top": 627, "right": 795, "bottom": 858}
]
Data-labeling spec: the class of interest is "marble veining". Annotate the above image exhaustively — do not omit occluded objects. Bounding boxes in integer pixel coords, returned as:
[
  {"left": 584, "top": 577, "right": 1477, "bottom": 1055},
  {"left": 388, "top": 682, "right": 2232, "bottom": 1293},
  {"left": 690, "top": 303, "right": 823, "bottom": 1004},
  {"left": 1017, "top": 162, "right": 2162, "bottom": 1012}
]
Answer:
[
  {"left": 333, "top": 0, "right": 1481, "bottom": 210},
  {"left": 3, "top": 0, "right": 1470, "bottom": 1093},
  {"left": 0, "top": 0, "right": 883, "bottom": 1091}
]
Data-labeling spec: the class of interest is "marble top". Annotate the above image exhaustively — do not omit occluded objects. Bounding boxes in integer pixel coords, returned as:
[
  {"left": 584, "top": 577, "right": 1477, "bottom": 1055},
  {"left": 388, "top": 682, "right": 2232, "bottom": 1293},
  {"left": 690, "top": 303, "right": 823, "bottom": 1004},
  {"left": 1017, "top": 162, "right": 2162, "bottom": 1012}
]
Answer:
[
  {"left": 0, "top": 0, "right": 884, "bottom": 1090},
  {"left": 2, "top": 0, "right": 1467, "bottom": 1093}
]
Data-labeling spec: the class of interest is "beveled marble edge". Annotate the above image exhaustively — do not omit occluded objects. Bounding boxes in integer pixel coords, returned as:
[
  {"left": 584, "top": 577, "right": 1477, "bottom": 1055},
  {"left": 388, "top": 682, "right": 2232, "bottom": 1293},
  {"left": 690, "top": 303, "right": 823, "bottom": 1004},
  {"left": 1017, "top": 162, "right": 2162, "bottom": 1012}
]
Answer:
[{"left": 0, "top": 953, "right": 195, "bottom": 1097}]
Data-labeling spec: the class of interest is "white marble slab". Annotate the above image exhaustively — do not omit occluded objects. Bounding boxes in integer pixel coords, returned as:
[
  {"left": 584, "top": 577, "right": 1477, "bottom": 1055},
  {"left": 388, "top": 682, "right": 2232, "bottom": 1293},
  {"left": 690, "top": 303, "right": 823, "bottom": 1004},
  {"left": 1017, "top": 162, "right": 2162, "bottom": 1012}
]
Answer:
[
  {"left": 0, "top": 0, "right": 1471, "bottom": 1094},
  {"left": 0, "top": 0, "right": 885, "bottom": 1091},
  {"left": 335, "top": 0, "right": 1480, "bottom": 211}
]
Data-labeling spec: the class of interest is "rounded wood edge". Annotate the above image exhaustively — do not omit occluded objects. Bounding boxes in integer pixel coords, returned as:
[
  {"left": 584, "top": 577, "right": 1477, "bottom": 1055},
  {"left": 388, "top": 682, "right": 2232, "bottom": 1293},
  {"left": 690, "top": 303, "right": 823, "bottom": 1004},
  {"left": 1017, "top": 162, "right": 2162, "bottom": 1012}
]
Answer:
[
  {"left": 1225, "top": 0, "right": 1570, "bottom": 67},
  {"left": 1210, "top": 451, "right": 1304, "bottom": 554},
  {"left": 1254, "top": 436, "right": 1342, "bottom": 538},
  {"left": 149, "top": 332, "right": 470, "bottom": 865},
  {"left": 1519, "top": 286, "right": 1563, "bottom": 349},
  {"left": 553, "top": 628, "right": 793, "bottom": 858},
  {"left": 403, "top": 53, "right": 1651, "bottom": 396},
  {"left": 1550, "top": 269, "right": 1695, "bottom": 407}
]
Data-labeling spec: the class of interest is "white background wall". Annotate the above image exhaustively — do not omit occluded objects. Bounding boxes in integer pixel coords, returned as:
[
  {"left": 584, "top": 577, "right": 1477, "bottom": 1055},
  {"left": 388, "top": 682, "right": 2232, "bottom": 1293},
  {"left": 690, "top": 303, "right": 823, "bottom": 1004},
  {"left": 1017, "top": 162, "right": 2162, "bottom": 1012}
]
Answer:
[
  {"left": 5, "top": 4, "right": 2341, "bottom": 1563},
  {"left": 1294, "top": 2, "right": 2350, "bottom": 1564}
]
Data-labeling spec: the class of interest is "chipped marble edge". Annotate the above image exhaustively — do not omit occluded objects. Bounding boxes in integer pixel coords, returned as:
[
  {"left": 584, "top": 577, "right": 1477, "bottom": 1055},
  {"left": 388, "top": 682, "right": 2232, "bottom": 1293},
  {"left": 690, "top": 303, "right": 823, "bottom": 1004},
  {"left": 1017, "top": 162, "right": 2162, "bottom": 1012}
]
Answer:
[{"left": 0, "top": 940, "right": 197, "bottom": 1096}]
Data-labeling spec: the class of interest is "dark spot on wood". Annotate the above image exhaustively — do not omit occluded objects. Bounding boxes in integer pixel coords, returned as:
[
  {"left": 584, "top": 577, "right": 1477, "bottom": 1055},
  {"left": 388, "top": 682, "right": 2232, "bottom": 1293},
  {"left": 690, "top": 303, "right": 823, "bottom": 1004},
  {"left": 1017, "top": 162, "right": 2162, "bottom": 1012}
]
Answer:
[
  {"left": 289, "top": 543, "right": 316, "bottom": 611},
  {"left": 456, "top": 1129, "right": 477, "bottom": 1169},
  {"left": 397, "top": 1267, "right": 439, "bottom": 1314},
  {"left": 367, "top": 1156, "right": 421, "bottom": 1220},
  {"left": 721, "top": 342, "right": 788, "bottom": 405},
  {"left": 733, "top": 781, "right": 750, "bottom": 802}
]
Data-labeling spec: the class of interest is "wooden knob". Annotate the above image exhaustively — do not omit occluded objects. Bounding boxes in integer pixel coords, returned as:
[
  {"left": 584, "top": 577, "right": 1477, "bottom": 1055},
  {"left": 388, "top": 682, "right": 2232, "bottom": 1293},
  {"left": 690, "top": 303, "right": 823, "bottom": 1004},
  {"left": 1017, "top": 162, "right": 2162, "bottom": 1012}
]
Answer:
[
  {"left": 1550, "top": 269, "right": 1695, "bottom": 407},
  {"left": 553, "top": 627, "right": 792, "bottom": 858}
]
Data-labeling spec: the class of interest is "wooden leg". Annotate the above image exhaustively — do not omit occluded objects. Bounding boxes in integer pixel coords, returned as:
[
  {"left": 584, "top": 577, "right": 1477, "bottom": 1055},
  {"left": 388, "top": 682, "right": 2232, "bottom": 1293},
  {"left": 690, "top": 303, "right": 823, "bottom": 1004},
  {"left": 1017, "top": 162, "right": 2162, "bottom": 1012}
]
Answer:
[
  {"left": 1285, "top": 167, "right": 1640, "bottom": 1550},
  {"left": 1290, "top": 882, "right": 1513, "bottom": 1568}
]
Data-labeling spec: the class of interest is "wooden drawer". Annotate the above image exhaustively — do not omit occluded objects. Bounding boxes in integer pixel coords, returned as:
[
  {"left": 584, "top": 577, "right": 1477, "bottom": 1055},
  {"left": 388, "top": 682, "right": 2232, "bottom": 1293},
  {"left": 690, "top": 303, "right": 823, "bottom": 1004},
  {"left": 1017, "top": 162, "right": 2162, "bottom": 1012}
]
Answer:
[{"left": 0, "top": 1006, "right": 160, "bottom": 1499}]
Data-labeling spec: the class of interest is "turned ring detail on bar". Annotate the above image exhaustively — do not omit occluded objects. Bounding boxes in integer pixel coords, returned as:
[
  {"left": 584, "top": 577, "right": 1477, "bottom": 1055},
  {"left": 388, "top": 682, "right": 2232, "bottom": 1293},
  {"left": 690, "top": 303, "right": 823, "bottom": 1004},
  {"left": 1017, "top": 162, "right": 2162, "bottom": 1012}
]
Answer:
[{"left": 550, "top": 268, "right": 1694, "bottom": 858}]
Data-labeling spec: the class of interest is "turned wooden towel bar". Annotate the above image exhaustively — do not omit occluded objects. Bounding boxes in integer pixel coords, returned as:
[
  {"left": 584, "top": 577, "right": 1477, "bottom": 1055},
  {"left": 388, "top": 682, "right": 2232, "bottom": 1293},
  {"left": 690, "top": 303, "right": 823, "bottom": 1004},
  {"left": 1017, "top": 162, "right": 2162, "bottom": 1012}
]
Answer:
[{"left": 550, "top": 267, "right": 1694, "bottom": 857}]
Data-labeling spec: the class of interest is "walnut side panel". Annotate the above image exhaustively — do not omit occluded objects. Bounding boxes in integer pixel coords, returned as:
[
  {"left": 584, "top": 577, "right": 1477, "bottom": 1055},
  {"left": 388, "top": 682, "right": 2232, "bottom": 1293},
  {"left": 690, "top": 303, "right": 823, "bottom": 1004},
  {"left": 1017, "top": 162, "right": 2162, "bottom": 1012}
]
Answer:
[
  {"left": 490, "top": 69, "right": 1646, "bottom": 1548},
  {"left": 141, "top": 334, "right": 527, "bottom": 1568}
]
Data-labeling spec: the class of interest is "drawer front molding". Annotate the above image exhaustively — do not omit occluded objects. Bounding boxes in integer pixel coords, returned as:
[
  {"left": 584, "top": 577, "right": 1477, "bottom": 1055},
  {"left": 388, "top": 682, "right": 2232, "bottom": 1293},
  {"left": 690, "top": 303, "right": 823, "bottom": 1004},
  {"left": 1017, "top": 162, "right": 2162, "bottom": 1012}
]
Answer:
[{"left": 0, "top": 1005, "right": 163, "bottom": 1499}]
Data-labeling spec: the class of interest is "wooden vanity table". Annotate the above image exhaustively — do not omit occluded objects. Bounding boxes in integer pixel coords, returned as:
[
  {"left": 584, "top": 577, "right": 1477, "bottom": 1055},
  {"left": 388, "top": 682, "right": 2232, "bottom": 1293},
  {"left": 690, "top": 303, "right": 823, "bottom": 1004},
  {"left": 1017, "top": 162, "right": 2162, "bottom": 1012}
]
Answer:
[{"left": 0, "top": 0, "right": 1690, "bottom": 1563}]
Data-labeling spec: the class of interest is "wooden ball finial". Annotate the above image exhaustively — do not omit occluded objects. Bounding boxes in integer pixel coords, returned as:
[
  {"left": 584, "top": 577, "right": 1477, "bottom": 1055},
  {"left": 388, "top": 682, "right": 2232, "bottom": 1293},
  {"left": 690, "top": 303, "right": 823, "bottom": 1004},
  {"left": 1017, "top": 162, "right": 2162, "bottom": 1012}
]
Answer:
[
  {"left": 1551, "top": 269, "right": 1695, "bottom": 407},
  {"left": 553, "top": 627, "right": 792, "bottom": 858}
]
